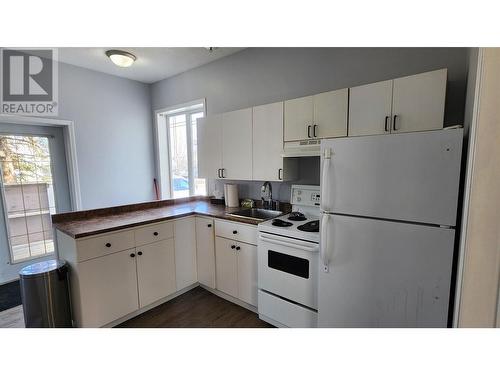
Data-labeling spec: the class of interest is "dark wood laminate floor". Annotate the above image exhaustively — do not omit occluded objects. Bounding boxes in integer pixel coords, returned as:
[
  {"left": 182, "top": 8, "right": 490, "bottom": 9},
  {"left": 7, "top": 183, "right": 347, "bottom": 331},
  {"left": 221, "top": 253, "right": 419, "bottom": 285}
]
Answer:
[{"left": 117, "top": 287, "right": 273, "bottom": 328}]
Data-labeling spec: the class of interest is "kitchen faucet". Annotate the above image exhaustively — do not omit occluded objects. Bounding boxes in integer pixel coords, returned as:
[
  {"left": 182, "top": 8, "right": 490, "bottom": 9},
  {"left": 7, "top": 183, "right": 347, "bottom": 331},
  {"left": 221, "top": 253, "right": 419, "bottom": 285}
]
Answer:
[{"left": 261, "top": 181, "right": 272, "bottom": 209}]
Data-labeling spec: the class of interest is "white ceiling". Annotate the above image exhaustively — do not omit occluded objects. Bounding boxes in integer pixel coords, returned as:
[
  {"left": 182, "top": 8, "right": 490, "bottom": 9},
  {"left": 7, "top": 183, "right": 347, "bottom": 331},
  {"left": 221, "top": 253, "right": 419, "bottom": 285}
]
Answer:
[{"left": 57, "top": 47, "right": 245, "bottom": 84}]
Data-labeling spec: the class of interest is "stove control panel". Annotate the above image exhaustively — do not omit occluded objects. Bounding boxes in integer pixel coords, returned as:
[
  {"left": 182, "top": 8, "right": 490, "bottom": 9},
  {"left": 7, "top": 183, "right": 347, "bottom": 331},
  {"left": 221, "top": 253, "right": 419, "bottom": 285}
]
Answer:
[{"left": 291, "top": 185, "right": 321, "bottom": 207}]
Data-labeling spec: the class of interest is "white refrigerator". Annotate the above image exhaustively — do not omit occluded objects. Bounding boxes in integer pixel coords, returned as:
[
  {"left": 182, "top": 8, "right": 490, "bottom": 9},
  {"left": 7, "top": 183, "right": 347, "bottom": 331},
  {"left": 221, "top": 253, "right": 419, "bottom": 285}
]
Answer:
[{"left": 319, "top": 128, "right": 463, "bottom": 327}]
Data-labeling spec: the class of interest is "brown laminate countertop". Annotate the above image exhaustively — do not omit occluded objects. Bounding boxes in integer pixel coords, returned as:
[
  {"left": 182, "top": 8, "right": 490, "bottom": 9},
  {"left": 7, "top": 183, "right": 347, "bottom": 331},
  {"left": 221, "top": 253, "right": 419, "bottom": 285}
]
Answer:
[{"left": 52, "top": 199, "right": 271, "bottom": 239}]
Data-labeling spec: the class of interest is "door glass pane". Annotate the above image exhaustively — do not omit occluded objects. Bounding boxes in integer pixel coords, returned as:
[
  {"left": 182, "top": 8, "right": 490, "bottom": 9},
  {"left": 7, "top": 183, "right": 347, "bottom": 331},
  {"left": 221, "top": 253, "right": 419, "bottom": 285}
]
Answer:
[
  {"left": 168, "top": 114, "right": 190, "bottom": 198},
  {"left": 0, "top": 135, "right": 56, "bottom": 262},
  {"left": 190, "top": 112, "right": 206, "bottom": 196}
]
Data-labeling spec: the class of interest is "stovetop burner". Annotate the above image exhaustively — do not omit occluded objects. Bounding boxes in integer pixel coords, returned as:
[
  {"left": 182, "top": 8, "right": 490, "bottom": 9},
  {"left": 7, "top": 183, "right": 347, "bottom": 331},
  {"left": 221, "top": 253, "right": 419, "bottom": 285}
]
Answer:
[
  {"left": 297, "top": 220, "right": 319, "bottom": 232},
  {"left": 272, "top": 218, "right": 293, "bottom": 227},
  {"left": 288, "top": 211, "right": 307, "bottom": 221}
]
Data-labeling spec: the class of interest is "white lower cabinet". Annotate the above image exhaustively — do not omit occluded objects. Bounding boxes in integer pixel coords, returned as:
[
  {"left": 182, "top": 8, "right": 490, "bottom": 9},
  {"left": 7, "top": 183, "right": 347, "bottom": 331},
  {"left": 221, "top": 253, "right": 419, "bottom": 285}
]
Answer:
[
  {"left": 236, "top": 242, "right": 258, "bottom": 306},
  {"left": 196, "top": 217, "right": 216, "bottom": 289},
  {"left": 215, "top": 236, "right": 239, "bottom": 298},
  {"left": 214, "top": 220, "right": 258, "bottom": 306},
  {"left": 174, "top": 217, "right": 198, "bottom": 290},
  {"left": 78, "top": 248, "right": 139, "bottom": 328},
  {"left": 57, "top": 216, "right": 259, "bottom": 327},
  {"left": 136, "top": 239, "right": 176, "bottom": 308}
]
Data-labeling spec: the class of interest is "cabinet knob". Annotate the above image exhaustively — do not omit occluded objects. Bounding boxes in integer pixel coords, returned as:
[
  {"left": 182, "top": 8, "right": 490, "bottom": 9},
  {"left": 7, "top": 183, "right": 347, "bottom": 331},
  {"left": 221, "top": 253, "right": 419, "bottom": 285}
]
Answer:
[
  {"left": 231, "top": 245, "right": 236, "bottom": 249},
  {"left": 207, "top": 224, "right": 212, "bottom": 228},
  {"left": 233, "top": 230, "right": 238, "bottom": 234},
  {"left": 236, "top": 246, "right": 241, "bottom": 251},
  {"left": 137, "top": 251, "right": 143, "bottom": 256},
  {"left": 105, "top": 243, "right": 111, "bottom": 248},
  {"left": 313, "top": 124, "right": 318, "bottom": 138},
  {"left": 130, "top": 253, "right": 135, "bottom": 258},
  {"left": 153, "top": 231, "right": 159, "bottom": 236}
]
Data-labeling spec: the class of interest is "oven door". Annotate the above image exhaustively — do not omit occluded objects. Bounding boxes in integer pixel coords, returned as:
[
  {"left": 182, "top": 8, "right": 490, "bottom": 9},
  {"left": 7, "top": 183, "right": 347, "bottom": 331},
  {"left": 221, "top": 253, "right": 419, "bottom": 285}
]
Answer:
[{"left": 258, "top": 231, "right": 318, "bottom": 309}]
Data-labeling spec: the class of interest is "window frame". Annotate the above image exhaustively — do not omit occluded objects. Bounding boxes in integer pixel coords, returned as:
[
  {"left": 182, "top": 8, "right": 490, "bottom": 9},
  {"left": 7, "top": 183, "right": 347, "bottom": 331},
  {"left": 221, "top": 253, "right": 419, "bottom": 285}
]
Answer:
[{"left": 154, "top": 99, "right": 206, "bottom": 199}]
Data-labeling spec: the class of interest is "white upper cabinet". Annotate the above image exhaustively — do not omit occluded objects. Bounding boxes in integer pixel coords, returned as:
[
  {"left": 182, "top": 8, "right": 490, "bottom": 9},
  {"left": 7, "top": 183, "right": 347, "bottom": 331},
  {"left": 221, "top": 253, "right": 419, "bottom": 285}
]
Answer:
[
  {"left": 313, "top": 88, "right": 348, "bottom": 138},
  {"left": 197, "top": 114, "right": 222, "bottom": 179},
  {"left": 252, "top": 102, "right": 297, "bottom": 181},
  {"left": 349, "top": 69, "right": 447, "bottom": 136},
  {"left": 349, "top": 80, "right": 393, "bottom": 136},
  {"left": 391, "top": 69, "right": 447, "bottom": 133},
  {"left": 253, "top": 102, "right": 283, "bottom": 181},
  {"left": 284, "top": 96, "right": 314, "bottom": 142},
  {"left": 222, "top": 108, "right": 253, "bottom": 180},
  {"left": 284, "top": 89, "right": 348, "bottom": 141}
]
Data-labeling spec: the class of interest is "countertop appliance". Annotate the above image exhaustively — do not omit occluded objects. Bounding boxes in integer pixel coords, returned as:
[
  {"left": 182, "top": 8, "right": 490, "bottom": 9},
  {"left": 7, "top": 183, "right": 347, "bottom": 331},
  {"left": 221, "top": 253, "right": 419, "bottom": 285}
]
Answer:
[
  {"left": 257, "top": 185, "right": 321, "bottom": 327},
  {"left": 319, "top": 128, "right": 463, "bottom": 327}
]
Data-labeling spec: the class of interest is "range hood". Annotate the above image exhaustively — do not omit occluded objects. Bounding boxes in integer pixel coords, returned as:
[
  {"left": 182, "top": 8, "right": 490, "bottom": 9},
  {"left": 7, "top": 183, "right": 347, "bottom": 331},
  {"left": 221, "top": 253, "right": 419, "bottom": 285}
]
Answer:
[{"left": 281, "top": 139, "right": 321, "bottom": 157}]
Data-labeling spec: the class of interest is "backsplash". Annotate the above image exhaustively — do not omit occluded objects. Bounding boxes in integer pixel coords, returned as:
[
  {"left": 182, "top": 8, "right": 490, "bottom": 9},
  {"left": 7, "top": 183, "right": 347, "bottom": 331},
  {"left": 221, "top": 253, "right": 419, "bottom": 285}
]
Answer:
[{"left": 208, "top": 156, "right": 320, "bottom": 203}]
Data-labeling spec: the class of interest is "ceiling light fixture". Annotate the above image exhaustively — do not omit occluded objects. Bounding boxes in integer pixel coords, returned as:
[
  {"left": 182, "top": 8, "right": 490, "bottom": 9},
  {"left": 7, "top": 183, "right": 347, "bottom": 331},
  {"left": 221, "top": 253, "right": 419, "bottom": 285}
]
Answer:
[{"left": 105, "top": 49, "right": 136, "bottom": 67}]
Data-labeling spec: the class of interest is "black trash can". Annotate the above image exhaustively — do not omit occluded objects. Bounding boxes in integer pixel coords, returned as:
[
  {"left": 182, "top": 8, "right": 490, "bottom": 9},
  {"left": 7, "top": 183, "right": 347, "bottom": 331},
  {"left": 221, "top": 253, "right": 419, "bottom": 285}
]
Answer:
[{"left": 19, "top": 259, "right": 72, "bottom": 327}]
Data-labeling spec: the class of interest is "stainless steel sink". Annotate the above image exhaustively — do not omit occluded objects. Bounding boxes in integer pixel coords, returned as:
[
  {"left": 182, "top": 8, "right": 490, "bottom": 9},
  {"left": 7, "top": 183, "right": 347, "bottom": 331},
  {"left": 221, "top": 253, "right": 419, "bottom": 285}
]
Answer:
[{"left": 228, "top": 208, "right": 282, "bottom": 221}]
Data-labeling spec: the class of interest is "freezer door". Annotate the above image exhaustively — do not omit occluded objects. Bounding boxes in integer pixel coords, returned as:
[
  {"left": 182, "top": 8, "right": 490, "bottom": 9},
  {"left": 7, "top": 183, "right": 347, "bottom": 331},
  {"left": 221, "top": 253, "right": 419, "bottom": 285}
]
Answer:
[
  {"left": 320, "top": 129, "right": 463, "bottom": 226},
  {"left": 318, "top": 214, "right": 455, "bottom": 327}
]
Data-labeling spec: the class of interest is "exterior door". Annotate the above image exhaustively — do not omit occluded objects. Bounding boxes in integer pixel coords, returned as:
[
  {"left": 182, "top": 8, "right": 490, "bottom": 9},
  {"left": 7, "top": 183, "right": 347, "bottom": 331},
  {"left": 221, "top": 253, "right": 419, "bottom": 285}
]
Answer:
[
  {"left": 0, "top": 123, "right": 72, "bottom": 283},
  {"left": 349, "top": 80, "right": 393, "bottom": 136},
  {"left": 318, "top": 214, "right": 455, "bottom": 328}
]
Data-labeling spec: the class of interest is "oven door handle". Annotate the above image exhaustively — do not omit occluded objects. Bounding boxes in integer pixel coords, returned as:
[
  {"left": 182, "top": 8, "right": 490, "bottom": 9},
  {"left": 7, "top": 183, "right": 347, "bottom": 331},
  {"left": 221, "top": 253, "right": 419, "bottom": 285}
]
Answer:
[{"left": 259, "top": 233, "right": 319, "bottom": 252}]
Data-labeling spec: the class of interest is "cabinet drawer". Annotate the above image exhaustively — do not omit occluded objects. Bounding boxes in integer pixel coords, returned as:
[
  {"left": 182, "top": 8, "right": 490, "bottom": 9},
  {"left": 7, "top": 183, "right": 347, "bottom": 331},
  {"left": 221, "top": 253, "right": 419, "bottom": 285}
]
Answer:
[
  {"left": 76, "top": 230, "right": 135, "bottom": 262},
  {"left": 215, "top": 220, "right": 257, "bottom": 245},
  {"left": 135, "top": 221, "right": 174, "bottom": 246}
]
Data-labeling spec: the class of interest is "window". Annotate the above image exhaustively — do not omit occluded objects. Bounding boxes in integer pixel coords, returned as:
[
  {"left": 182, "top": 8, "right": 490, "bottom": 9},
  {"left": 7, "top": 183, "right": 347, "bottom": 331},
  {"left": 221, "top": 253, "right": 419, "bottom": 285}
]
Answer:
[
  {"left": 156, "top": 100, "right": 206, "bottom": 199},
  {"left": 0, "top": 135, "right": 56, "bottom": 263}
]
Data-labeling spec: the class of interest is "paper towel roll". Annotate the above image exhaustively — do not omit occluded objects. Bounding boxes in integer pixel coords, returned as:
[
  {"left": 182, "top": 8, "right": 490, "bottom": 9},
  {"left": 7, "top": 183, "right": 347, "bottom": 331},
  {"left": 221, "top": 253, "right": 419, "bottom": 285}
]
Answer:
[{"left": 224, "top": 184, "right": 239, "bottom": 207}]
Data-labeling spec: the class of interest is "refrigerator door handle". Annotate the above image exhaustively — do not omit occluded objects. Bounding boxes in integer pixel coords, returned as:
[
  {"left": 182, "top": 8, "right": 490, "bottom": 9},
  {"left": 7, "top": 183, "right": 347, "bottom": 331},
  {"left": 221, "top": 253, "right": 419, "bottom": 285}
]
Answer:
[
  {"left": 320, "top": 213, "right": 330, "bottom": 272},
  {"left": 321, "top": 148, "right": 332, "bottom": 212}
]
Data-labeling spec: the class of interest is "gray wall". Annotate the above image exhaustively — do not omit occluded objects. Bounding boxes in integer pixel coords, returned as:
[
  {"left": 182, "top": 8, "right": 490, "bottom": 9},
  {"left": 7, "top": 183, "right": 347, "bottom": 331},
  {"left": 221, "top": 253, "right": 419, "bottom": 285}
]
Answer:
[
  {"left": 151, "top": 47, "right": 469, "bottom": 201},
  {"left": 58, "top": 63, "right": 155, "bottom": 209},
  {"left": 0, "top": 63, "right": 155, "bottom": 283}
]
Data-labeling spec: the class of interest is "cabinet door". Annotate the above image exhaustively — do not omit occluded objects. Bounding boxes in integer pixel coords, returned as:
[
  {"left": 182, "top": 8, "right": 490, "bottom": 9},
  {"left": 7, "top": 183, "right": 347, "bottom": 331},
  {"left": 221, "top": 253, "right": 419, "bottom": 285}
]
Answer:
[
  {"left": 313, "top": 88, "right": 348, "bottom": 138},
  {"left": 237, "top": 242, "right": 258, "bottom": 306},
  {"left": 252, "top": 102, "right": 284, "bottom": 181},
  {"left": 215, "top": 236, "right": 238, "bottom": 298},
  {"left": 78, "top": 249, "right": 139, "bottom": 327},
  {"left": 392, "top": 69, "right": 447, "bottom": 133},
  {"left": 349, "top": 80, "right": 393, "bottom": 136},
  {"left": 174, "top": 217, "right": 198, "bottom": 290},
  {"left": 221, "top": 108, "right": 253, "bottom": 180},
  {"left": 197, "top": 114, "right": 222, "bottom": 179},
  {"left": 195, "top": 216, "right": 216, "bottom": 289},
  {"left": 284, "top": 96, "right": 313, "bottom": 141},
  {"left": 136, "top": 239, "right": 176, "bottom": 308}
]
